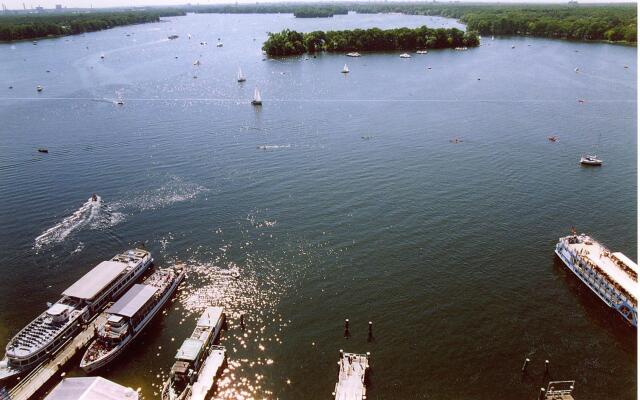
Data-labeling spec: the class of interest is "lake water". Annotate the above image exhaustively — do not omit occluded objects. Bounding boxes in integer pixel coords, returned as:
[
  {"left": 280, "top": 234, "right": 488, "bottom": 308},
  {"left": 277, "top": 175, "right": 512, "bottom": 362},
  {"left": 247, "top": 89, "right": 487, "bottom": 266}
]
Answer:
[{"left": 0, "top": 12, "right": 636, "bottom": 400}]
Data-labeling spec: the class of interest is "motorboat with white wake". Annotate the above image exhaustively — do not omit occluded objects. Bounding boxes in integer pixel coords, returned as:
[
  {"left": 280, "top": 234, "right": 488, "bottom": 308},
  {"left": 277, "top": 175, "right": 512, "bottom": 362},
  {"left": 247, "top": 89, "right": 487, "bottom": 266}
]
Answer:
[
  {"left": 0, "top": 249, "right": 153, "bottom": 383},
  {"left": 80, "top": 266, "right": 185, "bottom": 372}
]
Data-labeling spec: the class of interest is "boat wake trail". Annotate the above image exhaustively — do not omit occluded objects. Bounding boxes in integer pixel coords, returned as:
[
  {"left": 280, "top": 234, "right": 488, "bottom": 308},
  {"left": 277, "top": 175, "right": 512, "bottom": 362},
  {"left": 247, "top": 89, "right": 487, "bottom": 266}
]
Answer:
[
  {"left": 34, "top": 195, "right": 101, "bottom": 250},
  {"left": 34, "top": 195, "right": 125, "bottom": 252}
]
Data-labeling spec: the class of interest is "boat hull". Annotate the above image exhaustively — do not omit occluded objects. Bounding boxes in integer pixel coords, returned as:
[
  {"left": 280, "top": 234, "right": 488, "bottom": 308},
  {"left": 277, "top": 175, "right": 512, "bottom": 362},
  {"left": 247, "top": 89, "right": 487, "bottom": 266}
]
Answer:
[
  {"left": 555, "top": 245, "right": 637, "bottom": 327},
  {"left": 81, "top": 270, "right": 184, "bottom": 373}
]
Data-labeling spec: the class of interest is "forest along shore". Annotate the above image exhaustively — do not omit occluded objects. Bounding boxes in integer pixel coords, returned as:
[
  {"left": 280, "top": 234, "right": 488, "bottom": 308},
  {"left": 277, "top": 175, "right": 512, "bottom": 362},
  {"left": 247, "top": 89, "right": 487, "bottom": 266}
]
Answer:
[
  {"left": 0, "top": 3, "right": 636, "bottom": 44},
  {"left": 0, "top": 9, "right": 185, "bottom": 42}
]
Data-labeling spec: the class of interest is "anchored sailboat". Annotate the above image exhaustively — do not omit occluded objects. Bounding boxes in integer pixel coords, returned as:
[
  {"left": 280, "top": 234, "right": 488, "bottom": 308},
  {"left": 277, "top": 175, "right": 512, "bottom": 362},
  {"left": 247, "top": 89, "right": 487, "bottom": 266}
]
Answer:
[
  {"left": 237, "top": 68, "right": 246, "bottom": 82},
  {"left": 341, "top": 64, "right": 349, "bottom": 73}
]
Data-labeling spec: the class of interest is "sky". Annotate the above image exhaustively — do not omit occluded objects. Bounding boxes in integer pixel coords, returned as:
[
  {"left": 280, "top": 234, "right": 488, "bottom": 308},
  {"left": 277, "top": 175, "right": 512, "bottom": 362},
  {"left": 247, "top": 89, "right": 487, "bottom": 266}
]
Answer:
[{"left": 2, "top": 0, "right": 636, "bottom": 11}]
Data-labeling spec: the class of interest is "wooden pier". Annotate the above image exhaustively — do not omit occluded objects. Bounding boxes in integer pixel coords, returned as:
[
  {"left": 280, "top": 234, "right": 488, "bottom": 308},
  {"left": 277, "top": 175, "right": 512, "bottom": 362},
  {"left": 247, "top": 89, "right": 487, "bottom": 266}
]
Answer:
[
  {"left": 8, "top": 314, "right": 107, "bottom": 400},
  {"left": 333, "top": 351, "right": 369, "bottom": 400}
]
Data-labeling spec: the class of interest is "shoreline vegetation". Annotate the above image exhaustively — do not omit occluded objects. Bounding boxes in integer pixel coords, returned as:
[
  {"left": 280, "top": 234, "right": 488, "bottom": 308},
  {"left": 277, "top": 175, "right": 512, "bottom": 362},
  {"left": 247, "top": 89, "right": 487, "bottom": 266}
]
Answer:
[
  {"left": 0, "top": 3, "right": 635, "bottom": 45},
  {"left": 0, "top": 9, "right": 185, "bottom": 41},
  {"left": 197, "top": 2, "right": 636, "bottom": 45},
  {"left": 293, "top": 7, "right": 348, "bottom": 18},
  {"left": 262, "top": 27, "right": 480, "bottom": 56}
]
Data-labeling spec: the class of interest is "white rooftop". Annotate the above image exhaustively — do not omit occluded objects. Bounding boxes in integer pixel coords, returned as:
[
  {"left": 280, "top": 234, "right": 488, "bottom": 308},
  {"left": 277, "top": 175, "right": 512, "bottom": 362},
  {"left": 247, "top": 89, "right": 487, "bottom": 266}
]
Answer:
[
  {"left": 44, "top": 377, "right": 138, "bottom": 400},
  {"left": 107, "top": 284, "right": 157, "bottom": 318},
  {"left": 62, "top": 261, "right": 129, "bottom": 300},
  {"left": 197, "top": 307, "right": 224, "bottom": 328},
  {"left": 569, "top": 239, "right": 637, "bottom": 301}
]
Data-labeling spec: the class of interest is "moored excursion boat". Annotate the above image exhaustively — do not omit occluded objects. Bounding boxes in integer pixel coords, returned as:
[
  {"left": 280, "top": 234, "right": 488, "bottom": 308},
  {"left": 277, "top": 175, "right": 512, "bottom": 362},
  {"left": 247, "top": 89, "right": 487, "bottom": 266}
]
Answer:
[
  {"left": 346, "top": 52, "right": 361, "bottom": 57},
  {"left": 399, "top": 53, "right": 411, "bottom": 58},
  {"left": 556, "top": 233, "right": 637, "bottom": 327},
  {"left": 161, "top": 307, "right": 226, "bottom": 400},
  {"left": 80, "top": 267, "right": 185, "bottom": 373},
  {"left": 416, "top": 50, "right": 428, "bottom": 54},
  {"left": 0, "top": 250, "right": 153, "bottom": 382}
]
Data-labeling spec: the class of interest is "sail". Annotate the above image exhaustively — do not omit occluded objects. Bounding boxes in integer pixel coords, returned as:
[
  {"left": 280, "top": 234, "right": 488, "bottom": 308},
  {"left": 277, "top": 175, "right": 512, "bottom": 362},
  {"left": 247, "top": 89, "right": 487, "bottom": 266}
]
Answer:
[
  {"left": 238, "top": 68, "right": 245, "bottom": 81},
  {"left": 254, "top": 88, "right": 261, "bottom": 102}
]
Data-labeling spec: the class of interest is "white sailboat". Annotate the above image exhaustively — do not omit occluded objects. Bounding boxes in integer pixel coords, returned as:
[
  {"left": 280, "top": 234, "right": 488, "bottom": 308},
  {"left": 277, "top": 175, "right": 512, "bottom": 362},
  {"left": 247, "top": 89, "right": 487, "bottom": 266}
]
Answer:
[
  {"left": 251, "top": 87, "right": 262, "bottom": 105},
  {"left": 341, "top": 64, "right": 349, "bottom": 73},
  {"left": 237, "top": 68, "right": 246, "bottom": 82}
]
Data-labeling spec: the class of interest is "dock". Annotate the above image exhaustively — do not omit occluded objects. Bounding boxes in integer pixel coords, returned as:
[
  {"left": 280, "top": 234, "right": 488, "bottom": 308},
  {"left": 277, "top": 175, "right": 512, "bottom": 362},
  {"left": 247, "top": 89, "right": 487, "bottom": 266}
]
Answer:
[
  {"left": 189, "top": 345, "right": 226, "bottom": 400},
  {"left": 333, "top": 351, "right": 369, "bottom": 400},
  {"left": 542, "top": 380, "right": 576, "bottom": 400},
  {"left": 8, "top": 314, "right": 107, "bottom": 400}
]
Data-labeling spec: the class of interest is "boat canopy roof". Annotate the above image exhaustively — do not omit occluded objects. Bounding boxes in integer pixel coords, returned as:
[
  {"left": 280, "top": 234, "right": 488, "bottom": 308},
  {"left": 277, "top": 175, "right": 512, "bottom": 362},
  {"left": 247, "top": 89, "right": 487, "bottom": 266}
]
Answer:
[
  {"left": 198, "top": 306, "right": 224, "bottom": 328},
  {"left": 612, "top": 252, "right": 638, "bottom": 274},
  {"left": 176, "top": 338, "right": 204, "bottom": 362},
  {"left": 107, "top": 284, "right": 157, "bottom": 318},
  {"left": 62, "top": 261, "right": 128, "bottom": 300},
  {"left": 44, "top": 377, "right": 138, "bottom": 400}
]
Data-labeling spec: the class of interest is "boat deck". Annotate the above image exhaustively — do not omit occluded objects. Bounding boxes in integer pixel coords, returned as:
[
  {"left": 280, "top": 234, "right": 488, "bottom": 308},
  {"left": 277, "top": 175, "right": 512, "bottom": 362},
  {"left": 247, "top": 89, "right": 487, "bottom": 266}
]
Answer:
[
  {"left": 334, "top": 352, "right": 369, "bottom": 400},
  {"left": 566, "top": 239, "right": 637, "bottom": 301},
  {"left": 8, "top": 314, "right": 107, "bottom": 400}
]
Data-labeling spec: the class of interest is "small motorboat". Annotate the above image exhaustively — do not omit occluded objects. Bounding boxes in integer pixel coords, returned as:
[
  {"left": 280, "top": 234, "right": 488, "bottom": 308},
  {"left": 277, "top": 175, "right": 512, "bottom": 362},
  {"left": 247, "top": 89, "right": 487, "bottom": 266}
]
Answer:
[
  {"left": 37, "top": 148, "right": 48, "bottom": 153},
  {"left": 511, "top": 45, "right": 516, "bottom": 49},
  {"left": 33, "top": 41, "right": 37, "bottom": 45},
  {"left": 91, "top": 193, "right": 98, "bottom": 202},
  {"left": 36, "top": 85, "right": 43, "bottom": 92},
  {"left": 168, "top": 34, "right": 179, "bottom": 40},
  {"left": 193, "top": 60, "right": 201, "bottom": 66},
  {"left": 346, "top": 52, "right": 361, "bottom": 57},
  {"left": 574, "top": 67, "right": 579, "bottom": 73},
  {"left": 580, "top": 154, "right": 603, "bottom": 166},
  {"left": 116, "top": 99, "right": 124, "bottom": 105},
  {"left": 416, "top": 50, "right": 428, "bottom": 54},
  {"left": 547, "top": 135, "right": 559, "bottom": 142},
  {"left": 399, "top": 53, "right": 411, "bottom": 58},
  {"left": 100, "top": 53, "right": 105, "bottom": 59},
  {"left": 341, "top": 64, "right": 349, "bottom": 73}
]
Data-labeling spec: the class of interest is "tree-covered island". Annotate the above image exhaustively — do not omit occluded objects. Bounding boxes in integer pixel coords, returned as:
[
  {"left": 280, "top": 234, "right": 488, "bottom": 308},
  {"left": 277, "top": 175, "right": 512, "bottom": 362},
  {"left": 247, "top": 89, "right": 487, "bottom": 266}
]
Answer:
[{"left": 262, "top": 27, "right": 480, "bottom": 56}]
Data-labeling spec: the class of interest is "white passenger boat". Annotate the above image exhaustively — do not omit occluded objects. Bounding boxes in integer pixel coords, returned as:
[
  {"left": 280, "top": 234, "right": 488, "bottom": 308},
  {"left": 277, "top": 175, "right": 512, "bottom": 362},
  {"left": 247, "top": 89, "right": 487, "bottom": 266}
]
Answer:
[
  {"left": 333, "top": 351, "right": 370, "bottom": 400},
  {"left": 341, "top": 64, "right": 349, "bottom": 74},
  {"left": 237, "top": 68, "right": 246, "bottom": 82},
  {"left": 580, "top": 154, "right": 602, "bottom": 166},
  {"left": 80, "top": 266, "right": 185, "bottom": 372},
  {"left": 0, "top": 250, "right": 153, "bottom": 382},
  {"left": 251, "top": 87, "right": 262, "bottom": 106},
  {"left": 399, "top": 53, "right": 411, "bottom": 58},
  {"left": 161, "top": 307, "right": 226, "bottom": 400},
  {"left": 346, "top": 52, "right": 361, "bottom": 57},
  {"left": 416, "top": 50, "right": 428, "bottom": 54},
  {"left": 556, "top": 233, "right": 637, "bottom": 326}
]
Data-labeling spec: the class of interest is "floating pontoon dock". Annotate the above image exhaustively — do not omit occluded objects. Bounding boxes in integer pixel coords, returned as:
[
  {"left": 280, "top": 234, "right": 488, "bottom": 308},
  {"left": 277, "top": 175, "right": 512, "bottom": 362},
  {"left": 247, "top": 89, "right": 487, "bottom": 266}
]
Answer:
[
  {"left": 333, "top": 351, "right": 369, "bottom": 400},
  {"left": 543, "top": 380, "right": 576, "bottom": 400},
  {"left": 189, "top": 345, "right": 226, "bottom": 400},
  {"left": 8, "top": 314, "right": 107, "bottom": 400}
]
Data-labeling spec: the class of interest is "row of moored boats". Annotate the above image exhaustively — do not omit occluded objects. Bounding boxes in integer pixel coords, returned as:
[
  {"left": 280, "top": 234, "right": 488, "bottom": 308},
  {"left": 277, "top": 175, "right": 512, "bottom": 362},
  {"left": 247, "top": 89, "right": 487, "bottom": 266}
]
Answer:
[{"left": 0, "top": 249, "right": 228, "bottom": 400}]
